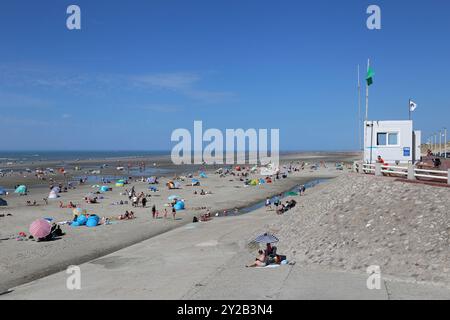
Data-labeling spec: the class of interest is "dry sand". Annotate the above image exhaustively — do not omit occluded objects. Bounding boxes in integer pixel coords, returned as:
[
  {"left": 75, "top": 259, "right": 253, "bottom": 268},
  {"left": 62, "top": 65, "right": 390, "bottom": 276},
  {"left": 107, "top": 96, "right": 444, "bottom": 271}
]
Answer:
[{"left": 273, "top": 173, "right": 450, "bottom": 287}]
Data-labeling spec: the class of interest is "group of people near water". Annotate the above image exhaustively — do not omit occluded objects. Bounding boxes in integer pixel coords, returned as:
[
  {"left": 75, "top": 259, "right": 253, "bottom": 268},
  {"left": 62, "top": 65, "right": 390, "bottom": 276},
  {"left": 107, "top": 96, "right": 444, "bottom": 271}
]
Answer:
[{"left": 126, "top": 187, "right": 149, "bottom": 208}]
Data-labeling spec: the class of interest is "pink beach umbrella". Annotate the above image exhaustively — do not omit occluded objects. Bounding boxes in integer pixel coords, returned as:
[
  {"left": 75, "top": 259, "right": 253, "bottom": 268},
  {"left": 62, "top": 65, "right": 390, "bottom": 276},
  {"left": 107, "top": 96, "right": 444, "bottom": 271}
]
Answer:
[{"left": 29, "top": 218, "right": 52, "bottom": 239}]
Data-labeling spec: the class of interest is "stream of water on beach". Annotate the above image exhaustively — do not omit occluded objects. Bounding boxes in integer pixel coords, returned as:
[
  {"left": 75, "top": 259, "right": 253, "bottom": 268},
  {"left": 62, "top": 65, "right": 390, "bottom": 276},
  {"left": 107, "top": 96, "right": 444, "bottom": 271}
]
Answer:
[{"left": 220, "top": 178, "right": 328, "bottom": 216}]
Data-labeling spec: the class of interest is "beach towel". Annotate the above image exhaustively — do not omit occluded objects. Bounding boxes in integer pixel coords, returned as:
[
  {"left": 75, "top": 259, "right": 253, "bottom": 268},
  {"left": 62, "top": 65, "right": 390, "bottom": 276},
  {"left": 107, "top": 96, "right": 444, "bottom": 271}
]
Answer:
[{"left": 255, "top": 264, "right": 280, "bottom": 269}]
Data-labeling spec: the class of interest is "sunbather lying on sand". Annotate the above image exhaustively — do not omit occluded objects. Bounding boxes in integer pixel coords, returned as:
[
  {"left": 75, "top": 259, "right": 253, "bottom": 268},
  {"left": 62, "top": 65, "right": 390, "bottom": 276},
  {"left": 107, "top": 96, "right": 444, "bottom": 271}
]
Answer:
[
  {"left": 60, "top": 201, "right": 76, "bottom": 208},
  {"left": 118, "top": 210, "right": 135, "bottom": 220}
]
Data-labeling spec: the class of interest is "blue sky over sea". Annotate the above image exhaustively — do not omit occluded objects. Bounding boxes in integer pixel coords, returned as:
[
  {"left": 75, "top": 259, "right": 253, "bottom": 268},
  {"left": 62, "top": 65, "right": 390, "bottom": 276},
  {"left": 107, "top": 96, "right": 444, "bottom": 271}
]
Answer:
[{"left": 0, "top": 0, "right": 449, "bottom": 151}]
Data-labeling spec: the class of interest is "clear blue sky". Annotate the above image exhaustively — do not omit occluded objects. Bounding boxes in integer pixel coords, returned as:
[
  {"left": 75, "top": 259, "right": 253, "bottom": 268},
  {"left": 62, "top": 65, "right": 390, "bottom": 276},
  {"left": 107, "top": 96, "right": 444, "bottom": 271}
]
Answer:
[{"left": 0, "top": 0, "right": 449, "bottom": 151}]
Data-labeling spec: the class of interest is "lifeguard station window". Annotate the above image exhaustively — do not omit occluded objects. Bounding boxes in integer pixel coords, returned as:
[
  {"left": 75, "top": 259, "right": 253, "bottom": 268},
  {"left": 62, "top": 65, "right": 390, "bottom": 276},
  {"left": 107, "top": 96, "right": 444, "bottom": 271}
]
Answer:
[{"left": 377, "top": 132, "right": 398, "bottom": 146}]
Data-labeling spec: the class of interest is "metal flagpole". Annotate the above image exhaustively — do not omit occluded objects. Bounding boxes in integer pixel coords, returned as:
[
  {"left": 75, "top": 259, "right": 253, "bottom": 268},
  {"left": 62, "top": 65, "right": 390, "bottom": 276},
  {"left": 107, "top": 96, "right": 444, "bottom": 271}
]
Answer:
[
  {"left": 365, "top": 59, "right": 370, "bottom": 121},
  {"left": 366, "top": 59, "right": 373, "bottom": 163},
  {"left": 439, "top": 130, "right": 442, "bottom": 157},
  {"left": 408, "top": 99, "right": 411, "bottom": 120},
  {"left": 358, "top": 65, "right": 362, "bottom": 150},
  {"left": 445, "top": 128, "right": 448, "bottom": 158},
  {"left": 434, "top": 133, "right": 437, "bottom": 155}
]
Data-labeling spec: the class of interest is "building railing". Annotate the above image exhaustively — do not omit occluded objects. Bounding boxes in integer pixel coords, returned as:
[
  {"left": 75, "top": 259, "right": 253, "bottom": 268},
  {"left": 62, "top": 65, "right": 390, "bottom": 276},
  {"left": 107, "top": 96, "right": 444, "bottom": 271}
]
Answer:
[{"left": 353, "top": 162, "right": 450, "bottom": 185}]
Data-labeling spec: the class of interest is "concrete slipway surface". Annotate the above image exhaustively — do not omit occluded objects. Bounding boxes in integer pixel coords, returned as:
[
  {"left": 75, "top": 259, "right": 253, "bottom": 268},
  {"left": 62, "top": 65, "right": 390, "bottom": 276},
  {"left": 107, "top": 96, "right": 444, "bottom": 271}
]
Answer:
[{"left": 2, "top": 206, "right": 449, "bottom": 300}]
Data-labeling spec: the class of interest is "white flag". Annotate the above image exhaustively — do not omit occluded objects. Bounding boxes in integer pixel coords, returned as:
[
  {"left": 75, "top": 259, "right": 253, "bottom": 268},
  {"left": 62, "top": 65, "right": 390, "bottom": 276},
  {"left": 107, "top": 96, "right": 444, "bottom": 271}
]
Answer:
[{"left": 409, "top": 100, "right": 417, "bottom": 112}]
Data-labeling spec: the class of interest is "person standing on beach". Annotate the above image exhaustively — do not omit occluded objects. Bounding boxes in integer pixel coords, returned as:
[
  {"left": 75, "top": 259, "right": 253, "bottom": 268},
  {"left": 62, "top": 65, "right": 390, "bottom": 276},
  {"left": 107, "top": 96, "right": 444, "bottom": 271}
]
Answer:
[
  {"left": 172, "top": 207, "right": 176, "bottom": 220},
  {"left": 152, "top": 205, "right": 156, "bottom": 219},
  {"left": 265, "top": 198, "right": 272, "bottom": 210},
  {"left": 142, "top": 196, "right": 147, "bottom": 208}
]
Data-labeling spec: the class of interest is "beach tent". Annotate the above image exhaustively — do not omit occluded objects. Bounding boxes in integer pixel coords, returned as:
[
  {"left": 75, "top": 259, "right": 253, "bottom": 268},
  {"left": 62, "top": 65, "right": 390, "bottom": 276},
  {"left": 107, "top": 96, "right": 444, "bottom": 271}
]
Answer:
[
  {"left": 199, "top": 172, "right": 208, "bottom": 178},
  {"left": 51, "top": 186, "right": 61, "bottom": 193},
  {"left": 100, "top": 186, "right": 110, "bottom": 192},
  {"left": 168, "top": 195, "right": 180, "bottom": 201},
  {"left": 147, "top": 176, "right": 157, "bottom": 184},
  {"left": 235, "top": 166, "right": 241, "bottom": 171},
  {"left": 259, "top": 178, "right": 266, "bottom": 184},
  {"left": 0, "top": 198, "right": 7, "bottom": 206},
  {"left": 48, "top": 191, "right": 59, "bottom": 199},
  {"left": 115, "top": 180, "right": 125, "bottom": 187},
  {"left": 0, "top": 187, "right": 7, "bottom": 196},
  {"left": 15, "top": 185, "right": 27, "bottom": 194},
  {"left": 250, "top": 179, "right": 259, "bottom": 186},
  {"left": 86, "top": 215, "right": 100, "bottom": 227},
  {"left": 174, "top": 200, "right": 185, "bottom": 210},
  {"left": 191, "top": 179, "right": 200, "bottom": 186},
  {"left": 72, "top": 214, "right": 88, "bottom": 227}
]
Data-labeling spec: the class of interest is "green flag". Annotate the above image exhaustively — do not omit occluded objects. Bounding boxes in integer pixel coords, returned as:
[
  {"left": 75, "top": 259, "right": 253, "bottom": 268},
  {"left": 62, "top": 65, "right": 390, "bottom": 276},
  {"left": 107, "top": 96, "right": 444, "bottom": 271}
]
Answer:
[{"left": 366, "top": 67, "right": 375, "bottom": 86}]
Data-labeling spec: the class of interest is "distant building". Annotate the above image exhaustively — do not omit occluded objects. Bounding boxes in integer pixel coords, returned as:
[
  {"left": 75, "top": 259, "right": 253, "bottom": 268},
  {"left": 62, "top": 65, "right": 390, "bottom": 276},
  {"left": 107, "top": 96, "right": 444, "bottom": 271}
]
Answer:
[{"left": 364, "top": 120, "right": 421, "bottom": 164}]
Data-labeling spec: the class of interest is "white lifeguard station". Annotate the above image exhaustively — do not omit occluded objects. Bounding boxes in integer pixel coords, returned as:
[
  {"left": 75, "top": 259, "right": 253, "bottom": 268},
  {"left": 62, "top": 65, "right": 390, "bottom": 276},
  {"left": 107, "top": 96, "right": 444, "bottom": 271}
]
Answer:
[{"left": 364, "top": 120, "right": 421, "bottom": 164}]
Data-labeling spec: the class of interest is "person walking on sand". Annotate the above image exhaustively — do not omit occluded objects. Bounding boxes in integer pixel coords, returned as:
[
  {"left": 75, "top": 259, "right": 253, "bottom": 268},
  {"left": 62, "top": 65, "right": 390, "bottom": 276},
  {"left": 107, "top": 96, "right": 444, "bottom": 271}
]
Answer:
[
  {"left": 172, "top": 207, "right": 176, "bottom": 220},
  {"left": 164, "top": 208, "right": 168, "bottom": 219},
  {"left": 142, "top": 196, "right": 147, "bottom": 208},
  {"left": 152, "top": 205, "right": 156, "bottom": 219}
]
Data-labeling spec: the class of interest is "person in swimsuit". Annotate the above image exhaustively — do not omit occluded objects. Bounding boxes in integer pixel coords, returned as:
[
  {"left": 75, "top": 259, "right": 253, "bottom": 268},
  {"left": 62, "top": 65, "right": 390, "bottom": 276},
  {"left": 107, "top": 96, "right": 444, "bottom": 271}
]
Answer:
[{"left": 246, "top": 250, "right": 267, "bottom": 267}]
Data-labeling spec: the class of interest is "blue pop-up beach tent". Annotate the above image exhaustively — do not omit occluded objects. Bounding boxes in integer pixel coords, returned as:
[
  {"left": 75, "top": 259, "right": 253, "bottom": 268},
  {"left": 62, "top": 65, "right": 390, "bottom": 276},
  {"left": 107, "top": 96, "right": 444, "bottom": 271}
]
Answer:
[
  {"left": 174, "top": 200, "right": 185, "bottom": 210},
  {"left": 0, "top": 187, "right": 7, "bottom": 196},
  {"left": 15, "top": 185, "right": 27, "bottom": 194}
]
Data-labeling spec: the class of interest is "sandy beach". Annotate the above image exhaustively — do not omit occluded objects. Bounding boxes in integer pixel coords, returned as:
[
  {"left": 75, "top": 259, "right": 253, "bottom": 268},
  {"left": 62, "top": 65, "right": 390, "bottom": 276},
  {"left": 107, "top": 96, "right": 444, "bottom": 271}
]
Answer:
[
  {"left": 2, "top": 169, "right": 449, "bottom": 300},
  {"left": 0, "top": 153, "right": 356, "bottom": 293}
]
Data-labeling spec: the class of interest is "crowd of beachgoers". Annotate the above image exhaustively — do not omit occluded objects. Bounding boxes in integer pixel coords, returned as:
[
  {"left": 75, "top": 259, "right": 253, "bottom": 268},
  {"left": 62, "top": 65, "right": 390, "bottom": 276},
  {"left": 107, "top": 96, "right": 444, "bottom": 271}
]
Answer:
[{"left": 0, "top": 154, "right": 352, "bottom": 292}]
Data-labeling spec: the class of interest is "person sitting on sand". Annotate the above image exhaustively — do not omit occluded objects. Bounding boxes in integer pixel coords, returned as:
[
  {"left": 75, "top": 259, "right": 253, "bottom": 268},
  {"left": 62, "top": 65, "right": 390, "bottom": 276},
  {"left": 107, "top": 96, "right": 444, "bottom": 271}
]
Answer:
[
  {"left": 265, "top": 243, "right": 277, "bottom": 257},
  {"left": 118, "top": 210, "right": 135, "bottom": 220},
  {"left": 246, "top": 250, "right": 266, "bottom": 268}
]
